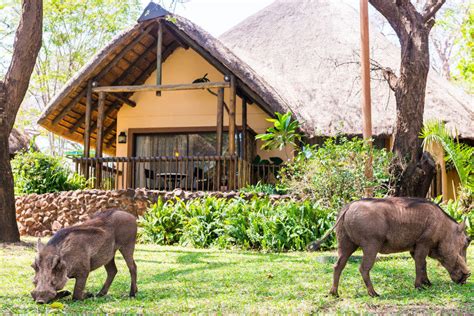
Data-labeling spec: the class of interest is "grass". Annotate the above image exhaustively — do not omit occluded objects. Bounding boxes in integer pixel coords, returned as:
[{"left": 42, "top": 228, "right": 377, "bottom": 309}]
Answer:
[{"left": 0, "top": 238, "right": 472, "bottom": 314}]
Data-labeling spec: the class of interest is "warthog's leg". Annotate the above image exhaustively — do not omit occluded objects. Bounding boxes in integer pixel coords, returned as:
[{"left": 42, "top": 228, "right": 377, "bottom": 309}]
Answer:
[
  {"left": 359, "top": 244, "right": 381, "bottom": 297},
  {"left": 330, "top": 236, "right": 357, "bottom": 297},
  {"left": 97, "top": 258, "right": 118, "bottom": 297},
  {"left": 411, "top": 246, "right": 431, "bottom": 288},
  {"left": 72, "top": 272, "right": 90, "bottom": 300},
  {"left": 120, "top": 244, "right": 138, "bottom": 297}
]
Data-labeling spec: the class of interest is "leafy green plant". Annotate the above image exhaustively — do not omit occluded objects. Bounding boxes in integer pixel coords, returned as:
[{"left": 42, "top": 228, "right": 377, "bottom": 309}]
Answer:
[
  {"left": 279, "top": 136, "right": 391, "bottom": 210},
  {"left": 11, "top": 150, "right": 89, "bottom": 195},
  {"left": 421, "top": 120, "right": 474, "bottom": 193},
  {"left": 434, "top": 196, "right": 473, "bottom": 237},
  {"left": 256, "top": 112, "right": 302, "bottom": 156},
  {"left": 240, "top": 182, "right": 285, "bottom": 195},
  {"left": 138, "top": 196, "right": 336, "bottom": 251}
]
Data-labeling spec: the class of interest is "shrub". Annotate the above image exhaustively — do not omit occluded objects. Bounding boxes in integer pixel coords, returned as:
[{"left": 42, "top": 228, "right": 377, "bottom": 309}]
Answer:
[
  {"left": 239, "top": 182, "right": 285, "bottom": 195},
  {"left": 11, "top": 150, "right": 90, "bottom": 195},
  {"left": 138, "top": 196, "right": 336, "bottom": 251},
  {"left": 279, "top": 136, "right": 391, "bottom": 211},
  {"left": 434, "top": 197, "right": 473, "bottom": 238}
]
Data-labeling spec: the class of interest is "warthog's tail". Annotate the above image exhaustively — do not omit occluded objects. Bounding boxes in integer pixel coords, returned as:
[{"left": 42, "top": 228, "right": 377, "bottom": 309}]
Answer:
[{"left": 306, "top": 204, "right": 350, "bottom": 252}]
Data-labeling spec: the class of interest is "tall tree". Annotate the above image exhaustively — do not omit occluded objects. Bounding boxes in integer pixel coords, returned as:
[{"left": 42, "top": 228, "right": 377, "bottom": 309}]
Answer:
[
  {"left": 0, "top": 0, "right": 42, "bottom": 242},
  {"left": 1, "top": 0, "right": 141, "bottom": 156},
  {"left": 368, "top": 0, "right": 446, "bottom": 197}
]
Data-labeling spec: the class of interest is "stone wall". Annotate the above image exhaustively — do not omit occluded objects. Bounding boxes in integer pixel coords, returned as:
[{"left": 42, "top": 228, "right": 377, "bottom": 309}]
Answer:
[{"left": 15, "top": 189, "right": 289, "bottom": 237}]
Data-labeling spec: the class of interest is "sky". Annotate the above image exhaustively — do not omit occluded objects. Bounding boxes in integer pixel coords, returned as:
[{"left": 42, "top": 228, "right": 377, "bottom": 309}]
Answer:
[{"left": 141, "top": 0, "right": 275, "bottom": 36}]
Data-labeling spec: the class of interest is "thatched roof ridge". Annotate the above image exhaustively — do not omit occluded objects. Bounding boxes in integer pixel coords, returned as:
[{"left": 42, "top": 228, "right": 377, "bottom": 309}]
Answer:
[{"left": 220, "top": 0, "right": 474, "bottom": 140}]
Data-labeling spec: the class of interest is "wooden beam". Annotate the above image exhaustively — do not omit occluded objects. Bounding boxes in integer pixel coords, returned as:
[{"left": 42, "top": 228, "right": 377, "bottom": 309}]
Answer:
[
  {"left": 107, "top": 93, "right": 136, "bottom": 107},
  {"left": 83, "top": 80, "right": 93, "bottom": 159},
  {"left": 95, "top": 92, "right": 106, "bottom": 187},
  {"left": 67, "top": 40, "right": 181, "bottom": 137},
  {"left": 242, "top": 97, "right": 247, "bottom": 160},
  {"left": 156, "top": 21, "right": 163, "bottom": 96},
  {"left": 163, "top": 23, "right": 190, "bottom": 50},
  {"left": 216, "top": 88, "right": 224, "bottom": 155},
  {"left": 228, "top": 75, "right": 236, "bottom": 155},
  {"left": 93, "top": 81, "right": 230, "bottom": 93},
  {"left": 96, "top": 92, "right": 106, "bottom": 158},
  {"left": 360, "top": 0, "right": 373, "bottom": 196},
  {"left": 216, "top": 88, "right": 224, "bottom": 190},
  {"left": 52, "top": 24, "right": 154, "bottom": 125}
]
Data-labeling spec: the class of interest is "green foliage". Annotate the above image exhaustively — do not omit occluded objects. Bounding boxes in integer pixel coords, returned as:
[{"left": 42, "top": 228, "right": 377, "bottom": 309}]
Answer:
[
  {"left": 256, "top": 112, "right": 302, "bottom": 152},
  {"left": 455, "top": 3, "right": 474, "bottom": 92},
  {"left": 138, "top": 196, "right": 336, "bottom": 251},
  {"left": 240, "top": 182, "right": 284, "bottom": 195},
  {"left": 434, "top": 196, "right": 473, "bottom": 237},
  {"left": 279, "top": 136, "right": 392, "bottom": 210},
  {"left": 421, "top": 120, "right": 474, "bottom": 193},
  {"left": 11, "top": 150, "right": 90, "bottom": 195}
]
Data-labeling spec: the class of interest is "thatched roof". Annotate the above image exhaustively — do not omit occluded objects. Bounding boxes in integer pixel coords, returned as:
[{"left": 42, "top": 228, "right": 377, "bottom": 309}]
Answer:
[
  {"left": 220, "top": 0, "right": 474, "bottom": 140},
  {"left": 9, "top": 128, "right": 32, "bottom": 156},
  {"left": 37, "top": 7, "right": 290, "bottom": 155}
]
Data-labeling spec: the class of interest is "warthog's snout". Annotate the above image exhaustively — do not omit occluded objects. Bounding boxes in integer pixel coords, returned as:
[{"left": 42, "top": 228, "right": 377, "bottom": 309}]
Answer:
[
  {"left": 457, "top": 272, "right": 471, "bottom": 285},
  {"left": 31, "top": 289, "right": 56, "bottom": 304}
]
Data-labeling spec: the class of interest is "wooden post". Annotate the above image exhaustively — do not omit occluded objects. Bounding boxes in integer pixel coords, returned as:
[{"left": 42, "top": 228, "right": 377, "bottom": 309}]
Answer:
[
  {"left": 156, "top": 21, "right": 163, "bottom": 96},
  {"left": 95, "top": 92, "right": 105, "bottom": 188},
  {"left": 216, "top": 88, "right": 224, "bottom": 189},
  {"left": 360, "top": 0, "right": 373, "bottom": 197},
  {"left": 242, "top": 98, "right": 248, "bottom": 161},
  {"left": 216, "top": 88, "right": 224, "bottom": 155},
  {"left": 228, "top": 75, "right": 237, "bottom": 189},
  {"left": 83, "top": 80, "right": 93, "bottom": 179}
]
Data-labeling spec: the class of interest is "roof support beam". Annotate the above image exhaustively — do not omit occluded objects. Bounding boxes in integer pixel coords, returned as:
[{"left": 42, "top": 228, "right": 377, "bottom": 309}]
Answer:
[
  {"left": 107, "top": 93, "right": 136, "bottom": 107},
  {"left": 52, "top": 24, "right": 154, "bottom": 125},
  {"left": 67, "top": 41, "right": 180, "bottom": 137},
  {"left": 156, "top": 21, "right": 163, "bottom": 96},
  {"left": 83, "top": 80, "right": 93, "bottom": 161},
  {"left": 92, "top": 81, "right": 230, "bottom": 93}
]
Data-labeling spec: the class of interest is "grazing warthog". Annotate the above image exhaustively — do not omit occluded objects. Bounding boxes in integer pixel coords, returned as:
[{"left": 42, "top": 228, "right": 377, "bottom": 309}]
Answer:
[
  {"left": 31, "top": 210, "right": 137, "bottom": 303},
  {"left": 308, "top": 197, "right": 471, "bottom": 297}
]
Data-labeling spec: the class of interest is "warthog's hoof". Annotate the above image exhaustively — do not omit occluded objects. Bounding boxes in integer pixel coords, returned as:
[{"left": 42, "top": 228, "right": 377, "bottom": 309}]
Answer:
[
  {"left": 368, "top": 289, "right": 379, "bottom": 297},
  {"left": 329, "top": 288, "right": 339, "bottom": 297}
]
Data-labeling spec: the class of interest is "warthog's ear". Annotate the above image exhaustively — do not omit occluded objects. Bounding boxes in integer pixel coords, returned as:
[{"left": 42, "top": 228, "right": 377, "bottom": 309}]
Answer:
[
  {"left": 52, "top": 256, "right": 65, "bottom": 272},
  {"left": 36, "top": 238, "right": 45, "bottom": 252},
  {"left": 459, "top": 220, "right": 467, "bottom": 232}
]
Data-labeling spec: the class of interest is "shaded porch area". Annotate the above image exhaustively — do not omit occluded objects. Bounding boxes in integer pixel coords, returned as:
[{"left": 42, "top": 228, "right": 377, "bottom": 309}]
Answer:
[{"left": 73, "top": 155, "right": 280, "bottom": 191}]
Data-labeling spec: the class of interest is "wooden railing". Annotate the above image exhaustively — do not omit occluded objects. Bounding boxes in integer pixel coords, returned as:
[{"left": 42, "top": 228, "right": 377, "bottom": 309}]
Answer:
[{"left": 72, "top": 155, "right": 281, "bottom": 192}]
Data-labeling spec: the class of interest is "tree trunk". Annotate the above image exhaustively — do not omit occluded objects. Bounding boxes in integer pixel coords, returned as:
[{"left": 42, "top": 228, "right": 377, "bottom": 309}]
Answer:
[
  {"left": 391, "top": 25, "right": 435, "bottom": 197},
  {"left": 369, "top": 0, "right": 444, "bottom": 197},
  {"left": 0, "top": 0, "right": 43, "bottom": 242},
  {"left": 0, "top": 128, "right": 19, "bottom": 242}
]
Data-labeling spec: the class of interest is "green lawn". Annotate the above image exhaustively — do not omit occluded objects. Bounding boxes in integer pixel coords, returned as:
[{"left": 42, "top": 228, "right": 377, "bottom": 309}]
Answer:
[{"left": 1, "top": 239, "right": 472, "bottom": 314}]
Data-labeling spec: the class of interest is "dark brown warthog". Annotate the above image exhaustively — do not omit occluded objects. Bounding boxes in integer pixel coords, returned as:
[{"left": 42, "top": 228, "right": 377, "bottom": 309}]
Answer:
[
  {"left": 31, "top": 210, "right": 137, "bottom": 303},
  {"left": 308, "top": 197, "right": 471, "bottom": 297}
]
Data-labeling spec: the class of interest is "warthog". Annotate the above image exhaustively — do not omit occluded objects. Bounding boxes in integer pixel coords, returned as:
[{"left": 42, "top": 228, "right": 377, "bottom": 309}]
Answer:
[
  {"left": 308, "top": 197, "right": 471, "bottom": 297},
  {"left": 31, "top": 210, "right": 137, "bottom": 303}
]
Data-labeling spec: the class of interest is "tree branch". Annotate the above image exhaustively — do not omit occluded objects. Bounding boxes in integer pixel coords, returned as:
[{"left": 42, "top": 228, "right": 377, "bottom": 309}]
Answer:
[
  {"left": 423, "top": 0, "right": 446, "bottom": 23},
  {"left": 4, "top": 0, "right": 42, "bottom": 130}
]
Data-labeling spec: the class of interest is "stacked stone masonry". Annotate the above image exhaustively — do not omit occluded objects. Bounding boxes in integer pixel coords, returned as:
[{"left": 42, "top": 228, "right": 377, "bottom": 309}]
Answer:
[{"left": 15, "top": 189, "right": 290, "bottom": 237}]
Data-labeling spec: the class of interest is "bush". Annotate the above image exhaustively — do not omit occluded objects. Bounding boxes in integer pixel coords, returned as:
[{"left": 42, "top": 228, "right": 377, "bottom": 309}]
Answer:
[
  {"left": 279, "top": 136, "right": 391, "bottom": 211},
  {"left": 11, "top": 150, "right": 90, "bottom": 195},
  {"left": 239, "top": 182, "right": 285, "bottom": 195},
  {"left": 434, "top": 197, "right": 473, "bottom": 238},
  {"left": 138, "top": 196, "right": 336, "bottom": 251}
]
